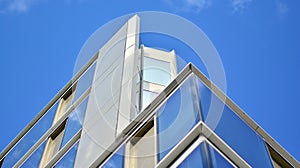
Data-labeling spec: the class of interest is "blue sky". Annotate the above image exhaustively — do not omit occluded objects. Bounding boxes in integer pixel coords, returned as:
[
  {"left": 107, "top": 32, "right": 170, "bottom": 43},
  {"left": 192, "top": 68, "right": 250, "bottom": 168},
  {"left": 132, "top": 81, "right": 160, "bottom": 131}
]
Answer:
[{"left": 0, "top": 0, "right": 299, "bottom": 163}]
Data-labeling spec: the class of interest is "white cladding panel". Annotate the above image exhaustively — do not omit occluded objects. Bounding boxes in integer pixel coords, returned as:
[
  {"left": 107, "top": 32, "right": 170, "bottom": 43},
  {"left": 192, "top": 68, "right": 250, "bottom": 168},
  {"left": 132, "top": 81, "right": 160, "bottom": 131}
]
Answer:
[{"left": 74, "top": 21, "right": 128, "bottom": 168}]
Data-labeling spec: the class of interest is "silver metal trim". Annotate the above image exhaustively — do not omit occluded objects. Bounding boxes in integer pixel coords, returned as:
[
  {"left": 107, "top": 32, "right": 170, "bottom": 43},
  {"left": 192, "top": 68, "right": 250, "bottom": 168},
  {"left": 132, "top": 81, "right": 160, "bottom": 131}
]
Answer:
[
  {"left": 169, "top": 136, "right": 206, "bottom": 168},
  {"left": 156, "top": 122, "right": 250, "bottom": 168},
  {"left": 169, "top": 136, "right": 237, "bottom": 168},
  {"left": 205, "top": 139, "right": 237, "bottom": 168}
]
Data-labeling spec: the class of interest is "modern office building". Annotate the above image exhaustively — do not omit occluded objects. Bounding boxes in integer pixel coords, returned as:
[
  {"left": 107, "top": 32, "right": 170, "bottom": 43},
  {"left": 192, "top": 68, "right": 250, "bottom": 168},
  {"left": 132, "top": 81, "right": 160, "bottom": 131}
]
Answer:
[{"left": 0, "top": 15, "right": 299, "bottom": 168}]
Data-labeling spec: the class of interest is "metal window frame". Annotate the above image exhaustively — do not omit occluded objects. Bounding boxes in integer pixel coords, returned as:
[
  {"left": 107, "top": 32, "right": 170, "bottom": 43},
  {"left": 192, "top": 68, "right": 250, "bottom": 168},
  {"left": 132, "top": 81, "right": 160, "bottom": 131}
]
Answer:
[
  {"left": 168, "top": 136, "right": 237, "bottom": 168},
  {"left": 156, "top": 121, "right": 250, "bottom": 168},
  {"left": 91, "top": 63, "right": 299, "bottom": 168}
]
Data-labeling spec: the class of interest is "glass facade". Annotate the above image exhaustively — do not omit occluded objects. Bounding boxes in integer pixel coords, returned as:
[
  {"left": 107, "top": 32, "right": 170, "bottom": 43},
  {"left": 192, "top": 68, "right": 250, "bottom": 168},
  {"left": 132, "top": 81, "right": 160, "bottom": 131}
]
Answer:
[
  {"left": 2, "top": 102, "right": 58, "bottom": 168},
  {"left": 1, "top": 16, "right": 296, "bottom": 167},
  {"left": 97, "top": 73, "right": 276, "bottom": 167},
  {"left": 1, "top": 61, "right": 291, "bottom": 168},
  {"left": 196, "top": 78, "right": 273, "bottom": 168}
]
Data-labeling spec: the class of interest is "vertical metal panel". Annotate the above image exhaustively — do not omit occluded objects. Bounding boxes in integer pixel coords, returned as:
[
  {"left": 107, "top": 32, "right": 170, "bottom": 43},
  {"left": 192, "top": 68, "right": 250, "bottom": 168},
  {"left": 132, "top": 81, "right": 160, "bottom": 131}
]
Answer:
[{"left": 74, "top": 16, "right": 137, "bottom": 168}]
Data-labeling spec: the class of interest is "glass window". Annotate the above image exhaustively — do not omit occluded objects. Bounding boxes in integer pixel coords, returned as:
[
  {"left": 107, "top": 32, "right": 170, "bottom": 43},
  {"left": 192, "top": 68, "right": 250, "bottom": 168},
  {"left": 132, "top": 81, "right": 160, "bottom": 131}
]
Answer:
[
  {"left": 143, "top": 57, "right": 171, "bottom": 86},
  {"left": 54, "top": 141, "right": 79, "bottom": 168},
  {"left": 177, "top": 141, "right": 234, "bottom": 168},
  {"left": 60, "top": 96, "right": 89, "bottom": 149},
  {"left": 207, "top": 142, "right": 235, "bottom": 168},
  {"left": 142, "top": 90, "right": 158, "bottom": 109},
  {"left": 157, "top": 75, "right": 200, "bottom": 161},
  {"left": 178, "top": 143, "right": 204, "bottom": 168},
  {"left": 101, "top": 146, "right": 125, "bottom": 168},
  {"left": 196, "top": 78, "right": 273, "bottom": 168},
  {"left": 73, "top": 63, "right": 96, "bottom": 103},
  {"left": 20, "top": 141, "right": 46, "bottom": 168},
  {"left": 2, "top": 102, "right": 58, "bottom": 168}
]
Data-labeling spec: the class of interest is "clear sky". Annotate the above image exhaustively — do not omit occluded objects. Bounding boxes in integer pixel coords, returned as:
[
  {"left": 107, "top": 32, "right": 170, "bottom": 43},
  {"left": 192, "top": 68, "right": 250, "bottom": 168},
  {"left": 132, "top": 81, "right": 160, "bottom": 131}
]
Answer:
[{"left": 0, "top": 0, "right": 299, "bottom": 163}]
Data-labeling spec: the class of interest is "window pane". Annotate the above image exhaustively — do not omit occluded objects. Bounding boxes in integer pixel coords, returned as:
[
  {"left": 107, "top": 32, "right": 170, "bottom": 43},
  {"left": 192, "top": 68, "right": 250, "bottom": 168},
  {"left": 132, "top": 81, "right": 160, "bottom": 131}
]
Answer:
[
  {"left": 20, "top": 141, "right": 46, "bottom": 168},
  {"left": 143, "top": 57, "right": 171, "bottom": 86},
  {"left": 101, "top": 146, "right": 125, "bottom": 168},
  {"left": 73, "top": 63, "right": 96, "bottom": 103},
  {"left": 54, "top": 141, "right": 79, "bottom": 168},
  {"left": 142, "top": 90, "right": 158, "bottom": 109},
  {"left": 178, "top": 141, "right": 234, "bottom": 168},
  {"left": 157, "top": 75, "right": 200, "bottom": 161},
  {"left": 208, "top": 143, "right": 235, "bottom": 168},
  {"left": 178, "top": 144, "right": 204, "bottom": 168},
  {"left": 196, "top": 78, "right": 273, "bottom": 168},
  {"left": 2, "top": 102, "right": 58, "bottom": 168},
  {"left": 60, "top": 97, "right": 89, "bottom": 148}
]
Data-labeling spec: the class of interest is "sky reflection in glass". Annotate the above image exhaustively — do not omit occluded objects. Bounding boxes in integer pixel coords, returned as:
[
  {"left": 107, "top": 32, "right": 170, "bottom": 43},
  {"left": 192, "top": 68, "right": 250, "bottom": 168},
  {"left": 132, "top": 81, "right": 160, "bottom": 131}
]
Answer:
[
  {"left": 196, "top": 78, "right": 273, "bottom": 167},
  {"left": 2, "top": 102, "right": 58, "bottom": 168},
  {"left": 73, "top": 63, "right": 95, "bottom": 103},
  {"left": 60, "top": 97, "right": 89, "bottom": 149},
  {"left": 157, "top": 75, "right": 200, "bottom": 161},
  {"left": 20, "top": 141, "right": 46, "bottom": 168},
  {"left": 55, "top": 141, "right": 79, "bottom": 168}
]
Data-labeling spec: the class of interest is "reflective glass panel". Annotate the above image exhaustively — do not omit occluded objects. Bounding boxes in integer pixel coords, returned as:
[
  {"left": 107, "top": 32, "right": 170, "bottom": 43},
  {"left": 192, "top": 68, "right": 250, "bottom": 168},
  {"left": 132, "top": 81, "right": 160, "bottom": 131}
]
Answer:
[
  {"left": 60, "top": 97, "right": 89, "bottom": 148},
  {"left": 142, "top": 90, "right": 158, "bottom": 109},
  {"left": 178, "top": 141, "right": 234, "bottom": 168},
  {"left": 101, "top": 146, "right": 125, "bottom": 168},
  {"left": 20, "top": 141, "right": 46, "bottom": 168},
  {"left": 196, "top": 78, "right": 273, "bottom": 167},
  {"left": 54, "top": 141, "right": 79, "bottom": 168},
  {"left": 178, "top": 144, "right": 204, "bottom": 168},
  {"left": 157, "top": 75, "right": 200, "bottom": 161},
  {"left": 2, "top": 102, "right": 58, "bottom": 168},
  {"left": 143, "top": 57, "right": 171, "bottom": 86},
  {"left": 208, "top": 143, "right": 234, "bottom": 168},
  {"left": 73, "top": 63, "right": 96, "bottom": 103}
]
